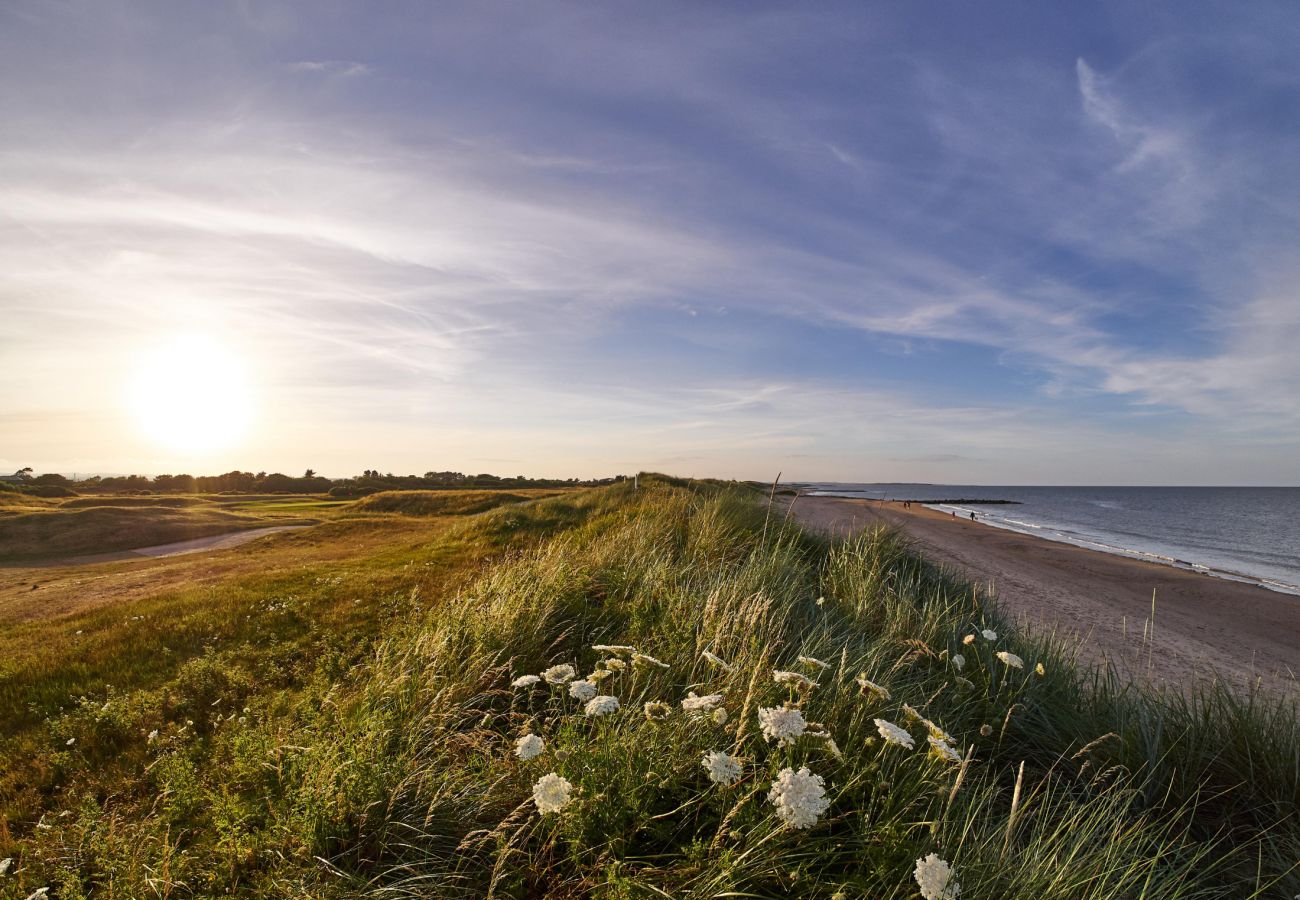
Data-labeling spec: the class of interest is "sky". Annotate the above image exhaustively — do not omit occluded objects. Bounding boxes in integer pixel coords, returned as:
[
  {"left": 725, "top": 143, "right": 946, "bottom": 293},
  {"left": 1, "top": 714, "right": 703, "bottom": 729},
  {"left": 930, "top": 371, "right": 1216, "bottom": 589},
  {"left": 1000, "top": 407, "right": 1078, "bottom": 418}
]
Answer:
[{"left": 2, "top": 1, "right": 1299, "bottom": 484}]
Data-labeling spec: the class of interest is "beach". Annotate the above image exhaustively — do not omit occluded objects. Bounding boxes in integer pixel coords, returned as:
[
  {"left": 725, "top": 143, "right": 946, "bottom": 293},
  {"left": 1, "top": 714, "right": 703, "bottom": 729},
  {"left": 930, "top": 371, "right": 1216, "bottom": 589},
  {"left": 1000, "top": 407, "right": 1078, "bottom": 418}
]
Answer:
[{"left": 790, "top": 495, "right": 1300, "bottom": 693}]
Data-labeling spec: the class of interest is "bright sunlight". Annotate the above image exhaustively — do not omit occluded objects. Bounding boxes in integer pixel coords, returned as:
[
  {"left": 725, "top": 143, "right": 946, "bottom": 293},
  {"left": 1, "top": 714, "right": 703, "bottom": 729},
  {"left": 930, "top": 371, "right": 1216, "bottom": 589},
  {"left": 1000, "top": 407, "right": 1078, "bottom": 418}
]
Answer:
[{"left": 128, "top": 335, "right": 253, "bottom": 454}]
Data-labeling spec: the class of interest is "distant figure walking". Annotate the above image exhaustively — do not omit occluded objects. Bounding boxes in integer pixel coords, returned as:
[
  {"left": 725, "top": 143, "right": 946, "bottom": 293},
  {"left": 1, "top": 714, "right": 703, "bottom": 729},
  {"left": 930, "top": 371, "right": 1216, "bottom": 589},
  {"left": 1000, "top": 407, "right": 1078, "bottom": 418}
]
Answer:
[{"left": 969, "top": 512, "right": 976, "bottom": 521}]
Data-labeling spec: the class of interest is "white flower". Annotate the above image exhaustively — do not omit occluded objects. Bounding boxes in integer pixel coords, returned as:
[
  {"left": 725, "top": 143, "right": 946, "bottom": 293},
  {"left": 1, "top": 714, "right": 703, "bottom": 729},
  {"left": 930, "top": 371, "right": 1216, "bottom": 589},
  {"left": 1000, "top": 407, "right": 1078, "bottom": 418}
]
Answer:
[
  {"left": 25, "top": 889, "right": 50, "bottom": 899},
  {"left": 568, "top": 679, "right": 598, "bottom": 702},
  {"left": 815, "top": 595, "right": 826, "bottom": 606},
  {"left": 981, "top": 629, "right": 998, "bottom": 641},
  {"left": 855, "top": 674, "right": 890, "bottom": 700},
  {"left": 643, "top": 701, "right": 672, "bottom": 721},
  {"left": 711, "top": 707, "right": 729, "bottom": 726},
  {"left": 928, "top": 735, "right": 962, "bottom": 765},
  {"left": 757, "top": 705, "right": 807, "bottom": 745},
  {"left": 702, "top": 750, "right": 743, "bottom": 785},
  {"left": 951, "top": 653, "right": 965, "bottom": 671},
  {"left": 515, "top": 733, "right": 545, "bottom": 760},
  {"left": 962, "top": 634, "right": 976, "bottom": 645},
  {"left": 542, "top": 664, "right": 576, "bottom": 684},
  {"left": 147, "top": 729, "right": 159, "bottom": 743},
  {"left": 632, "top": 652, "right": 670, "bottom": 669},
  {"left": 592, "top": 644, "right": 637, "bottom": 655},
  {"left": 532, "top": 772, "right": 573, "bottom": 814},
  {"left": 873, "top": 718, "right": 915, "bottom": 749},
  {"left": 601, "top": 658, "right": 627, "bottom": 672},
  {"left": 797, "top": 655, "right": 830, "bottom": 670},
  {"left": 65, "top": 737, "right": 75, "bottom": 746},
  {"left": 681, "top": 692, "right": 724, "bottom": 714},
  {"left": 512, "top": 674, "right": 541, "bottom": 688},
  {"left": 996, "top": 651, "right": 1024, "bottom": 669},
  {"left": 767, "top": 766, "right": 830, "bottom": 829},
  {"left": 901, "top": 702, "right": 923, "bottom": 723},
  {"left": 586, "top": 669, "right": 613, "bottom": 682},
  {"left": 701, "top": 650, "right": 734, "bottom": 671},
  {"left": 1035, "top": 662, "right": 1046, "bottom": 676},
  {"left": 584, "top": 695, "right": 620, "bottom": 717},
  {"left": 0, "top": 857, "right": 10, "bottom": 875},
  {"left": 914, "top": 853, "right": 961, "bottom": 900},
  {"left": 773, "top": 670, "right": 816, "bottom": 689}
]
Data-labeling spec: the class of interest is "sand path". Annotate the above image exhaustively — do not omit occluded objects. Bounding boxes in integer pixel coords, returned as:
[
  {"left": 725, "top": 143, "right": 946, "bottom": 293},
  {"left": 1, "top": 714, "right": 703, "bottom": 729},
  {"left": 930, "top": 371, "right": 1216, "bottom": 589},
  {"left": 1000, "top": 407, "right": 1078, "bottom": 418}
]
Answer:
[
  {"left": 789, "top": 495, "right": 1300, "bottom": 695},
  {"left": 27, "top": 525, "right": 310, "bottom": 568}
]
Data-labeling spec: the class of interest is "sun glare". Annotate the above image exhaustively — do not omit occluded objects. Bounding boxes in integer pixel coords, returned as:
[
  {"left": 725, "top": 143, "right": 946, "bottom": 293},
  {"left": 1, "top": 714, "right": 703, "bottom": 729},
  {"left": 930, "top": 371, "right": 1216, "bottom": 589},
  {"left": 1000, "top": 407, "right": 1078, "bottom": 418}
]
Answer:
[{"left": 129, "top": 335, "right": 254, "bottom": 454}]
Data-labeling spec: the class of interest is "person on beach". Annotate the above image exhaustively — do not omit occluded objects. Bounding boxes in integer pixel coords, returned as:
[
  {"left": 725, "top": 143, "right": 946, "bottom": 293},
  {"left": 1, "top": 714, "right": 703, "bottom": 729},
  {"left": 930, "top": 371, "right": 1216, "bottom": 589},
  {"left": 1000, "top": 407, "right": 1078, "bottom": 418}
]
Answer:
[{"left": 970, "top": 512, "right": 976, "bottom": 521}]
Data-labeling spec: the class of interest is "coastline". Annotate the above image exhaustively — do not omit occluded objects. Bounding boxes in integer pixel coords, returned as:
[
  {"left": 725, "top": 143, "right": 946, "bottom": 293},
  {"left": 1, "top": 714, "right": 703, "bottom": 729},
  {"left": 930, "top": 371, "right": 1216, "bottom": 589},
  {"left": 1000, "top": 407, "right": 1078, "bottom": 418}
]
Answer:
[{"left": 788, "top": 495, "right": 1300, "bottom": 693}]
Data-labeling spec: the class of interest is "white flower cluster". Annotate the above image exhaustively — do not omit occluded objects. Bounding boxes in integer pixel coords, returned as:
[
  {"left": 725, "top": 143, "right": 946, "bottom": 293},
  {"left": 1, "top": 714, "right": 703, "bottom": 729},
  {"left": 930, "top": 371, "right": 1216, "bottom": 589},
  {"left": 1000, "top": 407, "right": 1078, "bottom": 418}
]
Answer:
[
  {"left": 515, "top": 733, "right": 545, "bottom": 760},
  {"left": 874, "top": 717, "right": 915, "bottom": 749},
  {"left": 856, "top": 674, "right": 890, "bottom": 700},
  {"left": 511, "top": 674, "right": 541, "bottom": 688},
  {"left": 542, "top": 664, "right": 576, "bottom": 684},
  {"left": 773, "top": 670, "right": 816, "bottom": 689},
  {"left": 532, "top": 772, "right": 573, "bottom": 814},
  {"left": 914, "top": 853, "right": 961, "bottom": 899},
  {"left": 584, "top": 695, "right": 620, "bottom": 717},
  {"left": 681, "top": 692, "right": 724, "bottom": 715},
  {"left": 701, "top": 750, "right": 743, "bottom": 785},
  {"left": 569, "top": 679, "right": 598, "bottom": 702},
  {"left": 767, "top": 766, "right": 830, "bottom": 829},
  {"left": 996, "top": 650, "right": 1024, "bottom": 669},
  {"left": 758, "top": 705, "right": 807, "bottom": 745}
]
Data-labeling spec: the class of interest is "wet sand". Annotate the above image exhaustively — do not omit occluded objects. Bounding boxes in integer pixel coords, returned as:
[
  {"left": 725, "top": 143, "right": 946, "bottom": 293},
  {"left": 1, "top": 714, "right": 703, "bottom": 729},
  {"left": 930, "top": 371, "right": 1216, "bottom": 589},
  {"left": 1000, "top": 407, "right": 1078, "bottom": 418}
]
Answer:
[{"left": 789, "top": 495, "right": 1300, "bottom": 694}]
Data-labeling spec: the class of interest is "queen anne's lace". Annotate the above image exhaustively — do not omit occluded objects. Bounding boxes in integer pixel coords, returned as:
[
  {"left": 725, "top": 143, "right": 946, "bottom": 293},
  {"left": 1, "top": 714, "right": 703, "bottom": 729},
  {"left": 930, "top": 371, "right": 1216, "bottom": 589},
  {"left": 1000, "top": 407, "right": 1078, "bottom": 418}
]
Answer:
[
  {"left": 681, "top": 692, "right": 724, "bottom": 714},
  {"left": 996, "top": 650, "right": 1024, "bottom": 669},
  {"left": 512, "top": 674, "right": 541, "bottom": 688},
  {"left": 767, "top": 766, "right": 829, "bottom": 829},
  {"left": 515, "top": 734, "right": 544, "bottom": 760},
  {"left": 568, "top": 679, "right": 598, "bottom": 702},
  {"left": 757, "top": 705, "right": 807, "bottom": 745},
  {"left": 532, "top": 772, "right": 573, "bottom": 814},
  {"left": 914, "top": 853, "right": 961, "bottom": 899},
  {"left": 874, "top": 717, "right": 915, "bottom": 749},
  {"left": 542, "top": 664, "right": 576, "bottom": 684},
  {"left": 584, "top": 695, "right": 620, "bottom": 717},
  {"left": 701, "top": 750, "right": 742, "bottom": 785}
]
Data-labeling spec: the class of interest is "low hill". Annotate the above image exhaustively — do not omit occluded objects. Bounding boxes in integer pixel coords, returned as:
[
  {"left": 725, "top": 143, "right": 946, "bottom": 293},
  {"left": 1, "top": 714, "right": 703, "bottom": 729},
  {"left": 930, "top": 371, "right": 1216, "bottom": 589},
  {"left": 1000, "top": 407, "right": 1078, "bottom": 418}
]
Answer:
[
  {"left": 349, "top": 488, "right": 558, "bottom": 517},
  {"left": 0, "top": 480, "right": 1295, "bottom": 896}
]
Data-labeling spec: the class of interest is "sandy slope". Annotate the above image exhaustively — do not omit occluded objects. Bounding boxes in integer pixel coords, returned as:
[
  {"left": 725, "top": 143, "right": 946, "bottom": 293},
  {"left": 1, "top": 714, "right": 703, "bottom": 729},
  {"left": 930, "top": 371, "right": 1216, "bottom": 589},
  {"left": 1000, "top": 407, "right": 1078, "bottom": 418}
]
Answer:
[{"left": 789, "top": 495, "right": 1300, "bottom": 694}]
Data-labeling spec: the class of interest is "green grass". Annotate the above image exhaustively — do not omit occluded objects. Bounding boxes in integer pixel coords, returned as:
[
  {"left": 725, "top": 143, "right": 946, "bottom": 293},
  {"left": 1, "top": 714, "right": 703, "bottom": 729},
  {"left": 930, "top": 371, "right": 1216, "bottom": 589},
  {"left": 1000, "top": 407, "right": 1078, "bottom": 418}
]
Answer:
[
  {"left": 0, "top": 479, "right": 1296, "bottom": 897},
  {"left": 348, "top": 488, "right": 564, "bottom": 517}
]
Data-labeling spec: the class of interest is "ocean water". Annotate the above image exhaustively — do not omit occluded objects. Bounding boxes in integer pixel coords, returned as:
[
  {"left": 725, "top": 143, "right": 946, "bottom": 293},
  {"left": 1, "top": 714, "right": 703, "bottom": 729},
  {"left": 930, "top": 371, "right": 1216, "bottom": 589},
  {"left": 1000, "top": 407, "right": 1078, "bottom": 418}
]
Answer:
[{"left": 799, "top": 484, "right": 1300, "bottom": 596}]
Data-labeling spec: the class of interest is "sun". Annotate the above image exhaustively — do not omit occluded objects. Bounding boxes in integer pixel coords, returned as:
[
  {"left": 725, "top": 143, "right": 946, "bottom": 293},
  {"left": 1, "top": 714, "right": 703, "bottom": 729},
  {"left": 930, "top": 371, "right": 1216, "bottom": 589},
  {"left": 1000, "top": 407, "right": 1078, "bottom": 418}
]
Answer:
[{"left": 129, "top": 335, "right": 254, "bottom": 454}]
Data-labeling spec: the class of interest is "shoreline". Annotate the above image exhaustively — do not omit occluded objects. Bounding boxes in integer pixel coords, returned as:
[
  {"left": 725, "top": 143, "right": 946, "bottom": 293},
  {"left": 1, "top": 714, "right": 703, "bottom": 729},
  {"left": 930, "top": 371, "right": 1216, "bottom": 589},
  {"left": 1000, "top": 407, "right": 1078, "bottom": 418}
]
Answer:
[{"left": 788, "top": 495, "right": 1300, "bottom": 693}]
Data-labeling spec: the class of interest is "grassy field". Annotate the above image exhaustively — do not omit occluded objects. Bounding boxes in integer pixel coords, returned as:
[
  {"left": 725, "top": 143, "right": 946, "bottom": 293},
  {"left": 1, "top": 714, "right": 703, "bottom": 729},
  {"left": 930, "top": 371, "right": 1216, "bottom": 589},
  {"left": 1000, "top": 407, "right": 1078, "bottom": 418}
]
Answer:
[{"left": 0, "top": 479, "right": 1296, "bottom": 897}]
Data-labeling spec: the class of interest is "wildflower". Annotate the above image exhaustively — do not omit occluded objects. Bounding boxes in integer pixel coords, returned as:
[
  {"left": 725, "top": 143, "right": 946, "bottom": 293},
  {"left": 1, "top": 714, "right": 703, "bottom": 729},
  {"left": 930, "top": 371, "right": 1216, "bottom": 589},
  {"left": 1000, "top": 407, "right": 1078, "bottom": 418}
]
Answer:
[
  {"left": 601, "top": 658, "right": 627, "bottom": 672},
  {"left": 873, "top": 718, "right": 915, "bottom": 749},
  {"left": 773, "top": 670, "right": 816, "bottom": 689},
  {"left": 592, "top": 644, "right": 636, "bottom": 656},
  {"left": 767, "top": 766, "right": 830, "bottom": 829},
  {"left": 855, "top": 674, "right": 891, "bottom": 700},
  {"left": 586, "top": 669, "right": 613, "bottom": 682},
  {"left": 1035, "top": 662, "right": 1046, "bottom": 676},
  {"left": 643, "top": 701, "right": 672, "bottom": 722},
  {"left": 532, "top": 772, "right": 574, "bottom": 814},
  {"left": 632, "top": 652, "right": 670, "bottom": 669},
  {"left": 0, "top": 857, "right": 9, "bottom": 875},
  {"left": 702, "top": 750, "right": 743, "bottom": 785},
  {"left": 981, "top": 629, "right": 998, "bottom": 641},
  {"left": 979, "top": 724, "right": 993, "bottom": 737},
  {"left": 65, "top": 737, "right": 75, "bottom": 747},
  {"left": 542, "top": 664, "right": 576, "bottom": 684},
  {"left": 584, "top": 695, "right": 620, "bottom": 717},
  {"left": 996, "top": 651, "right": 1024, "bottom": 670},
  {"left": 951, "top": 653, "right": 965, "bottom": 671},
  {"left": 815, "top": 596, "right": 826, "bottom": 606},
  {"left": 681, "top": 691, "right": 724, "bottom": 715},
  {"left": 927, "top": 735, "right": 962, "bottom": 765},
  {"left": 914, "top": 853, "right": 961, "bottom": 900},
  {"left": 701, "top": 650, "right": 734, "bottom": 671},
  {"left": 962, "top": 634, "right": 976, "bottom": 645},
  {"left": 757, "top": 705, "right": 808, "bottom": 745},
  {"left": 25, "top": 889, "right": 50, "bottom": 899},
  {"left": 147, "top": 729, "right": 158, "bottom": 743},
  {"left": 568, "top": 679, "right": 598, "bottom": 702},
  {"left": 797, "top": 654, "right": 830, "bottom": 670},
  {"left": 901, "top": 703, "right": 923, "bottom": 723},
  {"left": 711, "top": 707, "right": 729, "bottom": 726},
  {"left": 515, "top": 733, "right": 545, "bottom": 760}
]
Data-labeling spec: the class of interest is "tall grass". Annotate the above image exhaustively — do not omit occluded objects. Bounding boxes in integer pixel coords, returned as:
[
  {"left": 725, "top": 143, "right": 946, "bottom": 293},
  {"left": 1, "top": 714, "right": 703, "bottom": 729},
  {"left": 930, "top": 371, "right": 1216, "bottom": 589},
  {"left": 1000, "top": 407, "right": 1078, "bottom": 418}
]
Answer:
[{"left": 1, "top": 478, "right": 1296, "bottom": 897}]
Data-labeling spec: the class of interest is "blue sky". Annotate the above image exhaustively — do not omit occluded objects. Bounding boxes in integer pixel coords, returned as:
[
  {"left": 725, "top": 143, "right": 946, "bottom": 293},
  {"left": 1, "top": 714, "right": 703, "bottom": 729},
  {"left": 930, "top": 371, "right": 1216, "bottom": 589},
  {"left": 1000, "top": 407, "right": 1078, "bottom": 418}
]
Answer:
[{"left": 2, "top": 1, "right": 1299, "bottom": 483}]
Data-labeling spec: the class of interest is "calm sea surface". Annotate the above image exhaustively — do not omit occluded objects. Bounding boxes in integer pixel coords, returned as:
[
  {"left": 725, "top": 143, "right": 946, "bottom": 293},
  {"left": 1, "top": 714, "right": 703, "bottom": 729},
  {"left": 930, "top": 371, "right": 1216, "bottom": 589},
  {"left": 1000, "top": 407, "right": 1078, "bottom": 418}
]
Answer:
[{"left": 799, "top": 484, "right": 1300, "bottom": 596}]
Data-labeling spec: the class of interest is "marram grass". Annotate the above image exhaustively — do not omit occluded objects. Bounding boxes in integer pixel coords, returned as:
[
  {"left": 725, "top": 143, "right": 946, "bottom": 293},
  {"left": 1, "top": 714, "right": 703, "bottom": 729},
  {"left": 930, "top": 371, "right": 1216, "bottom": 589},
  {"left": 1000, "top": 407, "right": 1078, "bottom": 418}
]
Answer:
[{"left": 1, "top": 478, "right": 1297, "bottom": 897}]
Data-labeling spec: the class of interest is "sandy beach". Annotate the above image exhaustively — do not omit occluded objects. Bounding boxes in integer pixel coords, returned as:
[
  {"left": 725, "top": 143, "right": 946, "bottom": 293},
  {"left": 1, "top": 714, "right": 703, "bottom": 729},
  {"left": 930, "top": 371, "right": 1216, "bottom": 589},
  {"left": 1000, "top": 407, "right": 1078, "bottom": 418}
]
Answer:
[{"left": 789, "top": 495, "right": 1300, "bottom": 694}]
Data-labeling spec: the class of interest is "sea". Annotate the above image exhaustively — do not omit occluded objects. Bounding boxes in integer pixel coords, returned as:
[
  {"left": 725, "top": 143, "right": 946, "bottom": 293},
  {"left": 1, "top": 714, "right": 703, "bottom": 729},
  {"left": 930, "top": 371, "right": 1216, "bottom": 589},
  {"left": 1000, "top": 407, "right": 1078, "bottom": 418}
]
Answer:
[{"left": 798, "top": 484, "right": 1300, "bottom": 596}]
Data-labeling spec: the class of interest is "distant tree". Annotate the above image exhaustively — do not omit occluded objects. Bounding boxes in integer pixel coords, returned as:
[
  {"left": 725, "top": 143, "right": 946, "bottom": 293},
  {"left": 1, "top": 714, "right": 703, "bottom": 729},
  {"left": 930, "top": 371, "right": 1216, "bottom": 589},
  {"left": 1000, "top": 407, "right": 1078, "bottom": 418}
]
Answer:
[
  {"left": 34, "top": 472, "right": 69, "bottom": 485},
  {"left": 14, "top": 467, "right": 33, "bottom": 480},
  {"left": 303, "top": 468, "right": 316, "bottom": 479}
]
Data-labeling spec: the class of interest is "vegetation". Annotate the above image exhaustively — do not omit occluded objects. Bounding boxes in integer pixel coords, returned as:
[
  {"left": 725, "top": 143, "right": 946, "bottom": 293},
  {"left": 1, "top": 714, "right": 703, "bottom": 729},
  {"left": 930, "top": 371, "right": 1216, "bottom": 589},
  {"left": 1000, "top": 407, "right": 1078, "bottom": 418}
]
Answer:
[{"left": 0, "top": 478, "right": 1296, "bottom": 897}]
